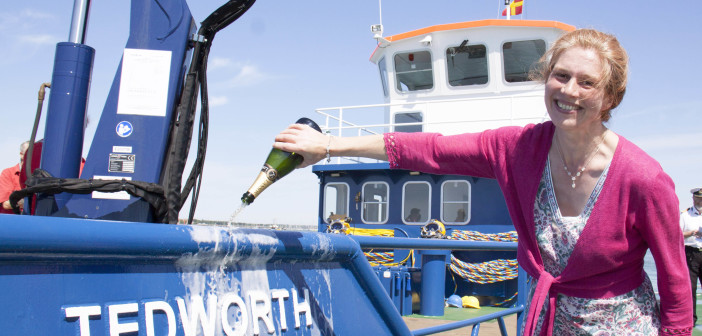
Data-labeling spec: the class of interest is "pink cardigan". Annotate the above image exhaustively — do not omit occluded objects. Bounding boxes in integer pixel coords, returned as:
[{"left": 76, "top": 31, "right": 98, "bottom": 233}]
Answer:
[{"left": 384, "top": 122, "right": 692, "bottom": 335}]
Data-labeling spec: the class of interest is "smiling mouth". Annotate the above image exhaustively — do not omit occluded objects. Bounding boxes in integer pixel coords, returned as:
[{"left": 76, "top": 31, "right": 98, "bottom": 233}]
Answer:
[{"left": 556, "top": 100, "right": 579, "bottom": 111}]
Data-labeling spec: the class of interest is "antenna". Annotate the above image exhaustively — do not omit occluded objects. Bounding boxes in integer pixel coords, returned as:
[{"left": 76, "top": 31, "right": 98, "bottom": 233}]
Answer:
[{"left": 371, "top": 0, "right": 390, "bottom": 47}]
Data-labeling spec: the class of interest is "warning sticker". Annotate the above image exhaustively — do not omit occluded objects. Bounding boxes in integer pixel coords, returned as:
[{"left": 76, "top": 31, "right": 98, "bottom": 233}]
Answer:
[
  {"left": 108, "top": 153, "right": 136, "bottom": 173},
  {"left": 92, "top": 175, "right": 131, "bottom": 200}
]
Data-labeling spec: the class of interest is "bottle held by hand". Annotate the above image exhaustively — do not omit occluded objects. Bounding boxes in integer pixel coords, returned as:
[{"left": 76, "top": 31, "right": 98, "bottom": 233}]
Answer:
[{"left": 241, "top": 117, "right": 322, "bottom": 205}]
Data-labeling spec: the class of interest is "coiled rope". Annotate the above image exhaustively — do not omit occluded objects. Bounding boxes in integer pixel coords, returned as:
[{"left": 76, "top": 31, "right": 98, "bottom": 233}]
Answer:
[
  {"left": 449, "top": 230, "right": 518, "bottom": 242},
  {"left": 447, "top": 229, "right": 519, "bottom": 307},
  {"left": 449, "top": 256, "right": 518, "bottom": 284},
  {"left": 447, "top": 230, "right": 518, "bottom": 284},
  {"left": 347, "top": 228, "right": 414, "bottom": 267}
]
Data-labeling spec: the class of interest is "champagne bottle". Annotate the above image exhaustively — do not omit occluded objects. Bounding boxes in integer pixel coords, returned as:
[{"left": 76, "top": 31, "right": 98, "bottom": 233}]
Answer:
[{"left": 241, "top": 117, "right": 322, "bottom": 205}]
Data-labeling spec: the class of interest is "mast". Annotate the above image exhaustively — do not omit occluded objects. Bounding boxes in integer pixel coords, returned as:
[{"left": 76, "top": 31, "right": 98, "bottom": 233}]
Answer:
[{"left": 504, "top": 0, "right": 511, "bottom": 20}]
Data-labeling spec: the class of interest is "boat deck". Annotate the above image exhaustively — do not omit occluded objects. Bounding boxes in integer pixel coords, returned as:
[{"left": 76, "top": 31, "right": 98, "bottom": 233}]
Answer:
[
  {"left": 403, "top": 303, "right": 702, "bottom": 335},
  {"left": 403, "top": 307, "right": 518, "bottom": 335}
]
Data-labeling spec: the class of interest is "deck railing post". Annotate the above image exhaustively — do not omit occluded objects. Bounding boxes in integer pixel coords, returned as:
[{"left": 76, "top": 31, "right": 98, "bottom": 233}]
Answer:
[{"left": 419, "top": 249, "right": 450, "bottom": 316}]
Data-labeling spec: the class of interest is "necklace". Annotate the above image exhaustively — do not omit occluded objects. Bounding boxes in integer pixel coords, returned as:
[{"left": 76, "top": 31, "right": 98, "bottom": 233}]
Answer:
[{"left": 554, "top": 130, "right": 608, "bottom": 189}]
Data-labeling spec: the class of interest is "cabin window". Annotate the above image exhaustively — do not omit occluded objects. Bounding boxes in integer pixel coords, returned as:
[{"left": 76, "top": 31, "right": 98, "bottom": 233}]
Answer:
[
  {"left": 394, "top": 51, "right": 433, "bottom": 92},
  {"left": 393, "top": 112, "right": 423, "bottom": 133},
  {"left": 323, "top": 183, "right": 349, "bottom": 223},
  {"left": 378, "top": 57, "right": 389, "bottom": 97},
  {"left": 403, "top": 182, "right": 431, "bottom": 224},
  {"left": 362, "top": 182, "right": 389, "bottom": 224},
  {"left": 441, "top": 180, "right": 471, "bottom": 224},
  {"left": 446, "top": 42, "right": 488, "bottom": 87},
  {"left": 502, "top": 39, "right": 546, "bottom": 83}
]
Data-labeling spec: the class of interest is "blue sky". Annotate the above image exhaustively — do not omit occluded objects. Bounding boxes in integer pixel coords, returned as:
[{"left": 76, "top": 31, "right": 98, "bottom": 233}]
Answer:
[{"left": 1, "top": 1, "right": 700, "bottom": 225}]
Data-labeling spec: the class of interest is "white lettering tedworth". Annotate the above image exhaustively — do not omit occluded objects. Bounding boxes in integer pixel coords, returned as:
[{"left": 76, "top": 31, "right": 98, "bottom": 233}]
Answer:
[{"left": 63, "top": 288, "right": 313, "bottom": 336}]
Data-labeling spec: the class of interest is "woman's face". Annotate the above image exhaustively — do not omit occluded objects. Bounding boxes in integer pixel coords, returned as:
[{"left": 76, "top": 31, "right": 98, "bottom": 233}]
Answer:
[{"left": 545, "top": 47, "right": 611, "bottom": 133}]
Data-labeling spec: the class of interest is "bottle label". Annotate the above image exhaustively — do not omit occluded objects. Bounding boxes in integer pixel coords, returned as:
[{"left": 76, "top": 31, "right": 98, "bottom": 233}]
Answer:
[
  {"left": 261, "top": 164, "right": 279, "bottom": 181},
  {"left": 245, "top": 164, "right": 278, "bottom": 198}
]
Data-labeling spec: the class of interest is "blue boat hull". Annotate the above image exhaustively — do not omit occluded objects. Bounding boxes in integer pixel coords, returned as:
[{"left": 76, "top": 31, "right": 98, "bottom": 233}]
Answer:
[{"left": 0, "top": 214, "right": 411, "bottom": 335}]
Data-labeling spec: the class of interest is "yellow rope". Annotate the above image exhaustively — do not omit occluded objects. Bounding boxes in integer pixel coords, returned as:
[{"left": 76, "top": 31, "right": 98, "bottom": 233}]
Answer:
[
  {"left": 347, "top": 228, "right": 394, "bottom": 237},
  {"left": 365, "top": 250, "right": 415, "bottom": 267},
  {"left": 366, "top": 251, "right": 394, "bottom": 264},
  {"left": 491, "top": 292, "right": 518, "bottom": 307},
  {"left": 346, "top": 228, "right": 412, "bottom": 266}
]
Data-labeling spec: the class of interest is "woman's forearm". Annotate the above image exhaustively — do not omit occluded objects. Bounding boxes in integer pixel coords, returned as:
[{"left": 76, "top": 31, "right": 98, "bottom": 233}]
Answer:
[
  {"left": 329, "top": 134, "right": 387, "bottom": 161},
  {"left": 274, "top": 124, "right": 388, "bottom": 168}
]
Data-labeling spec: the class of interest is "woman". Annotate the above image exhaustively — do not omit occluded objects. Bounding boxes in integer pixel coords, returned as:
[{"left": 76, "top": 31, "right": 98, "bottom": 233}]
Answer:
[{"left": 274, "top": 29, "right": 692, "bottom": 335}]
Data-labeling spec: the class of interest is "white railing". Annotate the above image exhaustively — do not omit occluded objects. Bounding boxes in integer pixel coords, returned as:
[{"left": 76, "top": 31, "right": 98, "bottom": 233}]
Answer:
[{"left": 315, "top": 94, "right": 548, "bottom": 165}]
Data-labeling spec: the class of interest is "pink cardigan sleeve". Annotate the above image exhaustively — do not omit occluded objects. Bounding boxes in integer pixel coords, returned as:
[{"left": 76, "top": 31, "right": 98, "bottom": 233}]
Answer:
[
  {"left": 383, "top": 127, "right": 524, "bottom": 178},
  {"left": 636, "top": 170, "right": 693, "bottom": 334}
]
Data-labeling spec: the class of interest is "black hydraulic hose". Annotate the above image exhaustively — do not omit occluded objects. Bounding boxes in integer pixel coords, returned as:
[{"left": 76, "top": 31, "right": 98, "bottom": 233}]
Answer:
[
  {"left": 199, "top": 0, "right": 256, "bottom": 38},
  {"left": 26, "top": 83, "right": 51, "bottom": 177},
  {"left": 180, "top": 55, "right": 210, "bottom": 223},
  {"left": 163, "top": 42, "right": 202, "bottom": 223},
  {"left": 10, "top": 169, "right": 167, "bottom": 219},
  {"left": 163, "top": 0, "right": 256, "bottom": 224}
]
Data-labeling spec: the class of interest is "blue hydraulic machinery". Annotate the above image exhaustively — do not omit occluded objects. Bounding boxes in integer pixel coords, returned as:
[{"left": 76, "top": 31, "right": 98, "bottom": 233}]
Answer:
[{"left": 13, "top": 0, "right": 256, "bottom": 224}]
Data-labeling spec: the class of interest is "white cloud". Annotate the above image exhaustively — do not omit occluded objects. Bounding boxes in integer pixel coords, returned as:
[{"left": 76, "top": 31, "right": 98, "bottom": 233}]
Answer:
[
  {"left": 227, "top": 64, "right": 271, "bottom": 87},
  {"left": 208, "top": 57, "right": 231, "bottom": 69},
  {"left": 19, "top": 34, "right": 55, "bottom": 46},
  {"left": 20, "top": 9, "right": 55, "bottom": 20},
  {"left": 0, "top": 9, "right": 59, "bottom": 65},
  {"left": 208, "top": 95, "right": 228, "bottom": 107},
  {"left": 0, "top": 9, "right": 56, "bottom": 32},
  {"left": 206, "top": 60, "right": 276, "bottom": 89}
]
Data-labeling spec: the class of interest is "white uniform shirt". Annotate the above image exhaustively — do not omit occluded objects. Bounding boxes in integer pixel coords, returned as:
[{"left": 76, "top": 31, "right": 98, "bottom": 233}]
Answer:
[{"left": 680, "top": 206, "right": 702, "bottom": 248}]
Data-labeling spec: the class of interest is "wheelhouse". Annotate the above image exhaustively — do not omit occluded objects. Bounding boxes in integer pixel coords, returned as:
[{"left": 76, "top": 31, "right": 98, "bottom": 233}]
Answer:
[{"left": 313, "top": 19, "right": 574, "bottom": 311}]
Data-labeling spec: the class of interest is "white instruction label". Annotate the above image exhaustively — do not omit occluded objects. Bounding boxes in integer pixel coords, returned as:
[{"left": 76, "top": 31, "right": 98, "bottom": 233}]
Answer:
[{"left": 117, "top": 48, "right": 172, "bottom": 117}]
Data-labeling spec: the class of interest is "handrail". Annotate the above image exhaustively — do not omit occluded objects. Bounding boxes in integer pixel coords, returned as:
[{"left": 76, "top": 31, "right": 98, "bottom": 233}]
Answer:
[
  {"left": 412, "top": 306, "right": 524, "bottom": 336},
  {"left": 349, "top": 235, "right": 523, "bottom": 336},
  {"left": 315, "top": 92, "right": 543, "bottom": 113},
  {"left": 315, "top": 93, "right": 548, "bottom": 164},
  {"left": 351, "top": 236, "right": 517, "bottom": 251}
]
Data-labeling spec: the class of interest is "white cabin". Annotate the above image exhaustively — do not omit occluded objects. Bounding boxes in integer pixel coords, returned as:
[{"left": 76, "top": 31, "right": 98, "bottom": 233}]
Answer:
[{"left": 317, "top": 20, "right": 575, "bottom": 146}]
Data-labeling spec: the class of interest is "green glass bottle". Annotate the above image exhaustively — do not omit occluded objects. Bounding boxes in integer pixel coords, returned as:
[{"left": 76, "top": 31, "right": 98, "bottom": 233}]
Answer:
[{"left": 241, "top": 117, "right": 322, "bottom": 205}]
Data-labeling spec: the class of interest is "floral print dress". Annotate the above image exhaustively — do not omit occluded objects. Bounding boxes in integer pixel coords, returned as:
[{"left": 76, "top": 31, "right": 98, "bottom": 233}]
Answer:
[{"left": 522, "top": 159, "right": 661, "bottom": 335}]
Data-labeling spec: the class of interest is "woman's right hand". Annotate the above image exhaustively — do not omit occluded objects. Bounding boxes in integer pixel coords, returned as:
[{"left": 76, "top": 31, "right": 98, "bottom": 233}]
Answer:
[{"left": 273, "top": 123, "right": 330, "bottom": 168}]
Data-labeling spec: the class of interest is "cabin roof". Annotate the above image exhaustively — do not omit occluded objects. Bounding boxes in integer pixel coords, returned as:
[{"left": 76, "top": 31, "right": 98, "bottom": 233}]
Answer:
[{"left": 370, "top": 19, "right": 575, "bottom": 61}]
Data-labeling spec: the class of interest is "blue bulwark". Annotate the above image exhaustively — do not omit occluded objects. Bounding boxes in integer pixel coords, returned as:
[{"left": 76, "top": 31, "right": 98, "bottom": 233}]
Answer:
[{"left": 0, "top": 214, "right": 411, "bottom": 335}]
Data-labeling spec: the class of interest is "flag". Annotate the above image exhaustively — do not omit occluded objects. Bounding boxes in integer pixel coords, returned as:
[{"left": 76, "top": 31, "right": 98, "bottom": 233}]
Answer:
[{"left": 501, "top": 0, "right": 523, "bottom": 16}]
